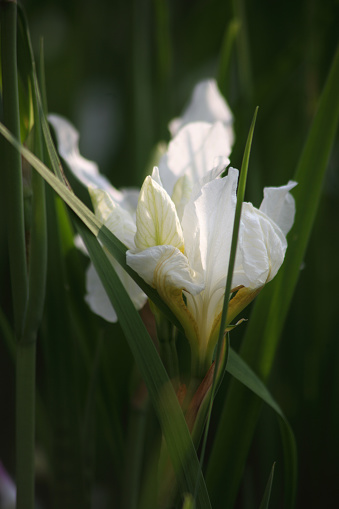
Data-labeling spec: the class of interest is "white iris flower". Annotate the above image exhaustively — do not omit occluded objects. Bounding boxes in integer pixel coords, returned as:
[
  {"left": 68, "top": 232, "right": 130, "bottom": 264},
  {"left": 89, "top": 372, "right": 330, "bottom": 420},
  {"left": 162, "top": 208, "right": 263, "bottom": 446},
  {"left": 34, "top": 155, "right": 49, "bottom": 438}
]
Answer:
[
  {"left": 127, "top": 167, "right": 296, "bottom": 374},
  {"left": 49, "top": 79, "right": 234, "bottom": 323}
]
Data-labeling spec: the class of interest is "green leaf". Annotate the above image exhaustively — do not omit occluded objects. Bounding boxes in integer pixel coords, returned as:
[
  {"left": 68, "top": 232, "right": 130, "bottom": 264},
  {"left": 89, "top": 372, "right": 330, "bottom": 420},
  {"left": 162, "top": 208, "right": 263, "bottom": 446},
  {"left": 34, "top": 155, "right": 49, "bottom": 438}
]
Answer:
[
  {"left": 259, "top": 463, "right": 276, "bottom": 509},
  {"left": 75, "top": 219, "right": 211, "bottom": 508},
  {"left": 0, "top": 92, "right": 211, "bottom": 505},
  {"left": 225, "top": 349, "right": 297, "bottom": 507},
  {"left": 0, "top": 121, "right": 182, "bottom": 330},
  {"left": 207, "top": 42, "right": 339, "bottom": 508},
  {"left": 217, "top": 18, "right": 240, "bottom": 98},
  {"left": 196, "top": 107, "right": 258, "bottom": 495}
]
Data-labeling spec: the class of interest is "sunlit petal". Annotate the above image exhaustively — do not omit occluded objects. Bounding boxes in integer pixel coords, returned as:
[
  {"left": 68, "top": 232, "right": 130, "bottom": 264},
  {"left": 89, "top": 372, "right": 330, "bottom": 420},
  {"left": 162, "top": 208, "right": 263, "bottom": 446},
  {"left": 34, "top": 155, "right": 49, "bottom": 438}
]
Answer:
[
  {"left": 134, "top": 176, "right": 184, "bottom": 251},
  {"left": 158, "top": 121, "right": 231, "bottom": 197},
  {"left": 169, "top": 79, "right": 233, "bottom": 141},
  {"left": 89, "top": 188, "right": 137, "bottom": 248},
  {"left": 259, "top": 180, "right": 297, "bottom": 235},
  {"left": 234, "top": 204, "right": 287, "bottom": 288},
  {"left": 127, "top": 245, "right": 204, "bottom": 297},
  {"left": 171, "top": 174, "right": 193, "bottom": 221}
]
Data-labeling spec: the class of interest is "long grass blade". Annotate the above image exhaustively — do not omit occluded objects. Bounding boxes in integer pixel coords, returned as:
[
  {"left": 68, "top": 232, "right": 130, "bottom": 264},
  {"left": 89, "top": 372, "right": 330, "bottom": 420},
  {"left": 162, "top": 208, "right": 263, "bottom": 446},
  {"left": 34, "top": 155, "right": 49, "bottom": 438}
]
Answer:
[
  {"left": 259, "top": 463, "right": 276, "bottom": 509},
  {"left": 196, "top": 107, "right": 258, "bottom": 496},
  {"left": 1, "top": 0, "right": 28, "bottom": 339},
  {"left": 0, "top": 113, "right": 212, "bottom": 508},
  {"left": 0, "top": 120, "right": 184, "bottom": 332},
  {"left": 76, "top": 218, "right": 212, "bottom": 508},
  {"left": 206, "top": 42, "right": 339, "bottom": 508}
]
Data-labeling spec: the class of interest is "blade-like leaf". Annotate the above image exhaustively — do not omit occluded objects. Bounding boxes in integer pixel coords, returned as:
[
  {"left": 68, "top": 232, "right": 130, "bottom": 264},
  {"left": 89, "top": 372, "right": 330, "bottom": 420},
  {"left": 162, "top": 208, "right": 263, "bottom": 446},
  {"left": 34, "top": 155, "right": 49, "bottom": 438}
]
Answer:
[
  {"left": 207, "top": 43, "right": 339, "bottom": 508},
  {"left": 197, "top": 107, "right": 258, "bottom": 496},
  {"left": 75, "top": 218, "right": 211, "bottom": 508},
  {"left": 0, "top": 122, "right": 182, "bottom": 331},
  {"left": 259, "top": 463, "right": 276, "bottom": 509},
  {"left": 226, "top": 349, "right": 297, "bottom": 506},
  {"left": 0, "top": 114, "right": 211, "bottom": 505}
]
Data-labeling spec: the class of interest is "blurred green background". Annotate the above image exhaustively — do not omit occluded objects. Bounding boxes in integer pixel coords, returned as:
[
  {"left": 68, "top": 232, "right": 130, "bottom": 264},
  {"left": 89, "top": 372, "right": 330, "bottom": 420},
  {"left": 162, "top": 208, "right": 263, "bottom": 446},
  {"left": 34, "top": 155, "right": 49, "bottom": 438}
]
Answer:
[{"left": 1, "top": 0, "right": 339, "bottom": 507}]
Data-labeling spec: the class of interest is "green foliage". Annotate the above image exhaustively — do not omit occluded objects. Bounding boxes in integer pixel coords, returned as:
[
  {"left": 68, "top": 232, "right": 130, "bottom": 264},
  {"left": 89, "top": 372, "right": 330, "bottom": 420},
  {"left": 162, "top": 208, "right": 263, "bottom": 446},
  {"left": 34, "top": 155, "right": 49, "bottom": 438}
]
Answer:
[
  {"left": 1, "top": 1, "right": 339, "bottom": 508},
  {"left": 206, "top": 41, "right": 339, "bottom": 509}
]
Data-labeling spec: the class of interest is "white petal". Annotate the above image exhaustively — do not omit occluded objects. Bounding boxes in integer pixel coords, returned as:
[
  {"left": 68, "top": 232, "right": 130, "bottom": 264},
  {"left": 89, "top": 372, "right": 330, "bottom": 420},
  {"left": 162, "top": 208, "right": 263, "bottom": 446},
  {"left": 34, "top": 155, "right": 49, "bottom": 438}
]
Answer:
[
  {"left": 85, "top": 263, "right": 118, "bottom": 322},
  {"left": 234, "top": 203, "right": 287, "bottom": 288},
  {"left": 158, "top": 121, "right": 231, "bottom": 197},
  {"left": 151, "top": 166, "right": 163, "bottom": 187},
  {"left": 134, "top": 176, "right": 184, "bottom": 251},
  {"left": 181, "top": 169, "right": 239, "bottom": 339},
  {"left": 168, "top": 79, "right": 234, "bottom": 141},
  {"left": 183, "top": 167, "right": 238, "bottom": 278},
  {"left": 74, "top": 234, "right": 88, "bottom": 255},
  {"left": 89, "top": 188, "right": 137, "bottom": 249},
  {"left": 171, "top": 174, "right": 193, "bottom": 221},
  {"left": 115, "top": 187, "right": 140, "bottom": 216},
  {"left": 48, "top": 114, "right": 115, "bottom": 193},
  {"left": 0, "top": 462, "right": 16, "bottom": 509},
  {"left": 259, "top": 180, "right": 297, "bottom": 235},
  {"left": 127, "top": 245, "right": 204, "bottom": 296},
  {"left": 49, "top": 114, "right": 140, "bottom": 212},
  {"left": 85, "top": 259, "right": 147, "bottom": 323}
]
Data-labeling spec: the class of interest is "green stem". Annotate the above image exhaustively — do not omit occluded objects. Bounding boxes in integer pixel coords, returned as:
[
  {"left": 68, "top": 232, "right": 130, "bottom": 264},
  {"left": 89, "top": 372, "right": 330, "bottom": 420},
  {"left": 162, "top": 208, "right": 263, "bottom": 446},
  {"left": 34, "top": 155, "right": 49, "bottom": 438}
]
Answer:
[
  {"left": 15, "top": 341, "right": 36, "bottom": 509},
  {"left": 0, "top": 0, "right": 28, "bottom": 338}
]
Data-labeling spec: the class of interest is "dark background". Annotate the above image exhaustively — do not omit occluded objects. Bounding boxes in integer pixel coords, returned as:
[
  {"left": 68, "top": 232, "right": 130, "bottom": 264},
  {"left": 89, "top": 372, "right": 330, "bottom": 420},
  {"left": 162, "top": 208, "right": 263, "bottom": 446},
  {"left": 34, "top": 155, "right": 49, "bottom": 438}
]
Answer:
[{"left": 1, "top": 0, "right": 339, "bottom": 507}]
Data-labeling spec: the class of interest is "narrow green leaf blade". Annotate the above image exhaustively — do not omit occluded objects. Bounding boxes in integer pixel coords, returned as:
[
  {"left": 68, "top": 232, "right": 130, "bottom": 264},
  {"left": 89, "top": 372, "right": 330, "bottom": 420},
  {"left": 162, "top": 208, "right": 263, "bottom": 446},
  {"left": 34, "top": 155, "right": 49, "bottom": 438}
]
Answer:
[
  {"left": 226, "top": 349, "right": 297, "bottom": 507},
  {"left": 76, "top": 219, "right": 212, "bottom": 508},
  {"left": 207, "top": 43, "right": 339, "bottom": 508},
  {"left": 242, "top": 42, "right": 339, "bottom": 378},
  {"left": 197, "top": 107, "right": 258, "bottom": 490},
  {"left": 0, "top": 123, "right": 181, "bottom": 330},
  {"left": 259, "top": 463, "right": 276, "bottom": 509}
]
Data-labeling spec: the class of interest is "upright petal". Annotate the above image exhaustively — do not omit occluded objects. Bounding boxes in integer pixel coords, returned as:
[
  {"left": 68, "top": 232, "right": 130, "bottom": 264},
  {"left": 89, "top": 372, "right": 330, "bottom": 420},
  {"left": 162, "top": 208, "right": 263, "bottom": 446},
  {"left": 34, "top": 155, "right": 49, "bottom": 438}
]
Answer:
[
  {"left": 171, "top": 174, "right": 193, "bottom": 221},
  {"left": 259, "top": 180, "right": 297, "bottom": 235},
  {"left": 183, "top": 168, "right": 238, "bottom": 276},
  {"left": 182, "top": 168, "right": 239, "bottom": 343},
  {"left": 158, "top": 122, "right": 231, "bottom": 197},
  {"left": 169, "top": 79, "right": 234, "bottom": 141},
  {"left": 134, "top": 176, "right": 184, "bottom": 252}
]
